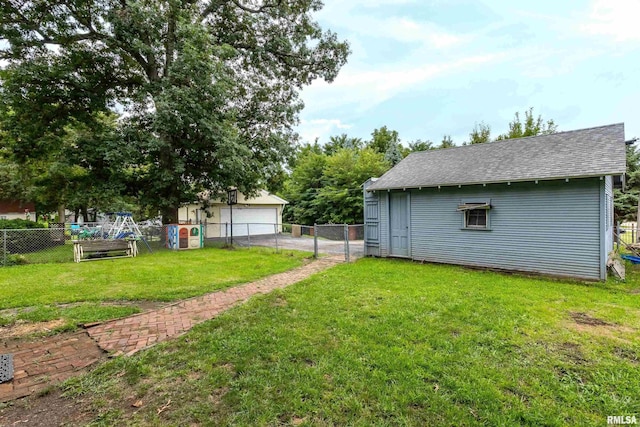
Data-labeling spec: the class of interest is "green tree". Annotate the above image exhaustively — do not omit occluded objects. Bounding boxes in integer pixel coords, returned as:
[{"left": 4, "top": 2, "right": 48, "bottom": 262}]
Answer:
[
  {"left": 407, "top": 139, "right": 434, "bottom": 152},
  {"left": 615, "top": 143, "right": 640, "bottom": 221},
  {"left": 438, "top": 135, "right": 455, "bottom": 149},
  {"left": 384, "top": 142, "right": 403, "bottom": 166},
  {"left": 0, "top": 109, "right": 132, "bottom": 219},
  {"left": 323, "top": 134, "right": 363, "bottom": 155},
  {"left": 468, "top": 121, "right": 492, "bottom": 144},
  {"left": 316, "top": 148, "right": 390, "bottom": 224},
  {"left": 0, "top": 1, "right": 349, "bottom": 223},
  {"left": 282, "top": 151, "right": 328, "bottom": 225},
  {"left": 283, "top": 146, "right": 390, "bottom": 225},
  {"left": 496, "top": 107, "right": 557, "bottom": 140},
  {"left": 368, "top": 126, "right": 400, "bottom": 154}
]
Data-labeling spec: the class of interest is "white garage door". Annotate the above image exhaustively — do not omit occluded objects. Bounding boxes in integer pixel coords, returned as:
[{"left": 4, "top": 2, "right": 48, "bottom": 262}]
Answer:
[{"left": 219, "top": 208, "right": 277, "bottom": 237}]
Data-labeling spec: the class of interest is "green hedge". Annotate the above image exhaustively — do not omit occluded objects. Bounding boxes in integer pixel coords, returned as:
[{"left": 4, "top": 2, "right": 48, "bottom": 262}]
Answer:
[{"left": 0, "top": 219, "right": 46, "bottom": 230}]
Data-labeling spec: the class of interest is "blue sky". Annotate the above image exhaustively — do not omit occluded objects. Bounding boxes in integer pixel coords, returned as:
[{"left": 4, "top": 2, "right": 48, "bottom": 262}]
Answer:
[{"left": 297, "top": 0, "right": 640, "bottom": 146}]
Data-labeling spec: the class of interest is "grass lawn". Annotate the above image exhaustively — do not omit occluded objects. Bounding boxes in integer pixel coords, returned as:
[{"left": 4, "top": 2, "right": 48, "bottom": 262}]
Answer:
[
  {"left": 0, "top": 246, "right": 310, "bottom": 332},
  {"left": 60, "top": 258, "right": 640, "bottom": 426}
]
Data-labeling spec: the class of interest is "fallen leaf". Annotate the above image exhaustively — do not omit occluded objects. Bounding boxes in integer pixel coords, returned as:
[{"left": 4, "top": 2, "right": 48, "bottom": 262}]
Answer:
[{"left": 132, "top": 400, "right": 143, "bottom": 408}]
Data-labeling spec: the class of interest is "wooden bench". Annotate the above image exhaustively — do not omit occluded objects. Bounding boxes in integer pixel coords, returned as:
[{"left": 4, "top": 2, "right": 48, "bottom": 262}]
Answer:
[{"left": 73, "top": 239, "right": 138, "bottom": 263}]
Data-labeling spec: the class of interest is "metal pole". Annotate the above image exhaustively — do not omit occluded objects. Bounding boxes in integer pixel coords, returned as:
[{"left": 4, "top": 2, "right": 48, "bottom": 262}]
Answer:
[
  {"left": 247, "top": 223, "right": 251, "bottom": 248},
  {"left": 230, "top": 203, "right": 233, "bottom": 247},
  {"left": 274, "top": 223, "right": 279, "bottom": 253},
  {"left": 313, "top": 223, "right": 318, "bottom": 259},
  {"left": 2, "top": 229, "right": 6, "bottom": 267},
  {"left": 344, "top": 224, "right": 350, "bottom": 263},
  {"left": 225, "top": 222, "right": 228, "bottom": 246}
]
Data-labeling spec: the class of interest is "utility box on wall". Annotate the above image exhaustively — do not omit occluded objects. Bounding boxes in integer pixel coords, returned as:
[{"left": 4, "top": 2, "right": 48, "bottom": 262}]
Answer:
[{"left": 166, "top": 224, "right": 204, "bottom": 250}]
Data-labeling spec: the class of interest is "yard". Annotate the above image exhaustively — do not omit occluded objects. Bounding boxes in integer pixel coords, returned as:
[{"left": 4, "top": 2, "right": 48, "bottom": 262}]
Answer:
[
  {"left": 0, "top": 246, "right": 310, "bottom": 333},
  {"left": 14, "top": 258, "right": 637, "bottom": 426}
]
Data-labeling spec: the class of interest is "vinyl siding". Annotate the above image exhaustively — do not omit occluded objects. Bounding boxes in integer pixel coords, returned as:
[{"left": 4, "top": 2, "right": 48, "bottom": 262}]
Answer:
[
  {"left": 604, "top": 176, "right": 614, "bottom": 258},
  {"left": 380, "top": 192, "right": 389, "bottom": 257},
  {"left": 363, "top": 181, "right": 381, "bottom": 257},
  {"left": 371, "top": 178, "right": 604, "bottom": 280}
]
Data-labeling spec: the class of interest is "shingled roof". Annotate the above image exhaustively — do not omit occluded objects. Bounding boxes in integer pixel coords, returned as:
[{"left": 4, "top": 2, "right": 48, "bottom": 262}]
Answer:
[{"left": 367, "top": 123, "right": 626, "bottom": 191}]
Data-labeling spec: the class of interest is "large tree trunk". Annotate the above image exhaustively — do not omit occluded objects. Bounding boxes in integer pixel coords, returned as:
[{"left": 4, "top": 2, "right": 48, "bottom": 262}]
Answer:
[
  {"left": 161, "top": 206, "right": 179, "bottom": 225},
  {"left": 57, "top": 204, "right": 66, "bottom": 224},
  {"left": 81, "top": 206, "right": 89, "bottom": 223}
]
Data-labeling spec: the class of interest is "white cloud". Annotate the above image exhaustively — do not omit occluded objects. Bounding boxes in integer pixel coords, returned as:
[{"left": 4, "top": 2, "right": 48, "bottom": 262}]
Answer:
[
  {"left": 302, "top": 52, "right": 505, "bottom": 114},
  {"left": 383, "top": 17, "right": 464, "bottom": 49},
  {"left": 580, "top": 0, "right": 640, "bottom": 42},
  {"left": 297, "top": 119, "right": 353, "bottom": 143},
  {"left": 318, "top": 0, "right": 467, "bottom": 51},
  {"left": 299, "top": 0, "right": 488, "bottom": 121}
]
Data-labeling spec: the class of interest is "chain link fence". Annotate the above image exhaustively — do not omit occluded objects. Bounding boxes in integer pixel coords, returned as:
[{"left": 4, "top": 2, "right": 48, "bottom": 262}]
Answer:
[
  {"left": 0, "top": 224, "right": 169, "bottom": 266},
  {"left": 1, "top": 222, "right": 365, "bottom": 266},
  {"left": 208, "top": 222, "right": 364, "bottom": 261}
]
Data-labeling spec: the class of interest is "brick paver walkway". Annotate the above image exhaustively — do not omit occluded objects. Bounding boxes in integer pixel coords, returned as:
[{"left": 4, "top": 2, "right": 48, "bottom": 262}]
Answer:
[
  {"left": 0, "top": 256, "right": 342, "bottom": 402},
  {"left": 1, "top": 332, "right": 103, "bottom": 402}
]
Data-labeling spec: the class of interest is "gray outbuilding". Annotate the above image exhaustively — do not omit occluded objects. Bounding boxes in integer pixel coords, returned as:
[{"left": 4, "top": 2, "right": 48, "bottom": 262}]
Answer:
[{"left": 364, "top": 123, "right": 627, "bottom": 280}]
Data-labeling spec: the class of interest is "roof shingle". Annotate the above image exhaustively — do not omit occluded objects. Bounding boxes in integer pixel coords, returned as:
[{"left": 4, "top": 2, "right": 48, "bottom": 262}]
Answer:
[{"left": 367, "top": 123, "right": 626, "bottom": 191}]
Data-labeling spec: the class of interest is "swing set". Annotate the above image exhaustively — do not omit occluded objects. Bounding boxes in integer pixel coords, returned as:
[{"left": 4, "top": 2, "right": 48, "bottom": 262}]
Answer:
[{"left": 75, "top": 212, "right": 153, "bottom": 252}]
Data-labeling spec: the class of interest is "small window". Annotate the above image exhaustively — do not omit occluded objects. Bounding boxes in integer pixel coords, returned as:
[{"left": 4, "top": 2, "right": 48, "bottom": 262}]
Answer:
[
  {"left": 466, "top": 209, "right": 487, "bottom": 228},
  {"left": 458, "top": 200, "right": 491, "bottom": 230}
]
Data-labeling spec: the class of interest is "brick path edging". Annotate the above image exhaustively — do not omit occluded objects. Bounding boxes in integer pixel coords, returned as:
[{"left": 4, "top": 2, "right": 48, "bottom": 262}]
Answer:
[{"left": 0, "top": 256, "right": 343, "bottom": 402}]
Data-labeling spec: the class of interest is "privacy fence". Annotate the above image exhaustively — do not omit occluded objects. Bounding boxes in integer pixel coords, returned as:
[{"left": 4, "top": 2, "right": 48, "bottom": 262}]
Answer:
[{"left": 0, "top": 222, "right": 364, "bottom": 267}]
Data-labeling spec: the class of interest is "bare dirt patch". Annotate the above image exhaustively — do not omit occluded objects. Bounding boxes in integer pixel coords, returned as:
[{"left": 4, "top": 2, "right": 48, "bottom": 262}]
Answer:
[
  {"left": 564, "top": 311, "right": 635, "bottom": 343},
  {"left": 0, "top": 319, "right": 67, "bottom": 339},
  {"left": 0, "top": 389, "right": 92, "bottom": 427},
  {"left": 614, "top": 347, "right": 639, "bottom": 364},
  {"left": 557, "top": 342, "right": 588, "bottom": 364},
  {"left": 0, "top": 301, "right": 168, "bottom": 340},
  {"left": 570, "top": 312, "right": 611, "bottom": 326}
]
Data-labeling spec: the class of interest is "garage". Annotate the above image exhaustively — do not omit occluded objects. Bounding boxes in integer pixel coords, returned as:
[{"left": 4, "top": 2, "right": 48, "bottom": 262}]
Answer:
[
  {"left": 219, "top": 207, "right": 278, "bottom": 237},
  {"left": 178, "top": 190, "right": 287, "bottom": 239}
]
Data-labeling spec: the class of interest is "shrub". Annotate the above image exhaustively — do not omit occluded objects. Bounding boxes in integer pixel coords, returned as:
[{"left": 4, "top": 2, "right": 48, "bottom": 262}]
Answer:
[
  {"left": 0, "top": 220, "right": 64, "bottom": 255},
  {"left": 0, "top": 219, "right": 46, "bottom": 230},
  {"left": 0, "top": 250, "right": 29, "bottom": 266}
]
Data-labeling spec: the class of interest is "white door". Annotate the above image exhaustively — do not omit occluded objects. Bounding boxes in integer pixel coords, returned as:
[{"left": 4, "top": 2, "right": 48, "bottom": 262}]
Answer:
[{"left": 219, "top": 208, "right": 278, "bottom": 236}]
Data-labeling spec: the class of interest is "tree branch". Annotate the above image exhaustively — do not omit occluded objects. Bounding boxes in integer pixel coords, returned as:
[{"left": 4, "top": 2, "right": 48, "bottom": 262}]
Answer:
[{"left": 202, "top": 0, "right": 281, "bottom": 17}]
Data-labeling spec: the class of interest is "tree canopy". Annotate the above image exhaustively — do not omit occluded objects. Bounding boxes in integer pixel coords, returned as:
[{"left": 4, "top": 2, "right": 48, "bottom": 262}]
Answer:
[
  {"left": 282, "top": 144, "right": 389, "bottom": 225},
  {"left": 615, "top": 143, "right": 640, "bottom": 221},
  {"left": 0, "top": 0, "right": 349, "bottom": 222},
  {"left": 495, "top": 108, "right": 558, "bottom": 140},
  {"left": 462, "top": 108, "right": 557, "bottom": 144},
  {"left": 468, "top": 121, "right": 491, "bottom": 144},
  {"left": 323, "top": 134, "right": 364, "bottom": 155},
  {"left": 439, "top": 135, "right": 455, "bottom": 148},
  {"left": 367, "top": 126, "right": 400, "bottom": 155}
]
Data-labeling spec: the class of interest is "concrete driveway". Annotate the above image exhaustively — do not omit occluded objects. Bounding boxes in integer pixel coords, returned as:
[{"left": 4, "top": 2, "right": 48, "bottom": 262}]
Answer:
[{"left": 233, "top": 234, "right": 364, "bottom": 259}]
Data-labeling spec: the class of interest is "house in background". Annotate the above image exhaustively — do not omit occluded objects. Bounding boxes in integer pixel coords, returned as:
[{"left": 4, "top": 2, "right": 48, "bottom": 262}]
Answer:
[
  {"left": 178, "top": 190, "right": 288, "bottom": 238},
  {"left": 364, "top": 123, "right": 627, "bottom": 281},
  {"left": 0, "top": 200, "right": 36, "bottom": 221}
]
